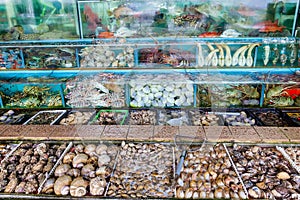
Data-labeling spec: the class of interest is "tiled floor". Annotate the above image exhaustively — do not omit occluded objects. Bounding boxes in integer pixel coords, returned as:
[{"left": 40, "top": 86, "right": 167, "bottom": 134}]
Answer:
[{"left": 0, "top": 125, "right": 298, "bottom": 143}]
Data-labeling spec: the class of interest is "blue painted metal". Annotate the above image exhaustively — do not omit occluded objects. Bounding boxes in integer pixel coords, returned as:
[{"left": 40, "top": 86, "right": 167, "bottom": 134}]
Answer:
[
  {"left": 20, "top": 49, "right": 25, "bottom": 69},
  {"left": 260, "top": 84, "right": 266, "bottom": 107},
  {"left": 59, "top": 84, "right": 66, "bottom": 107},
  {"left": 0, "top": 95, "right": 3, "bottom": 108}
]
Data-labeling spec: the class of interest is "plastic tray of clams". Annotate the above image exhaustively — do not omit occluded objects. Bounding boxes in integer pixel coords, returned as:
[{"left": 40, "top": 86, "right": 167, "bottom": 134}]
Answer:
[
  {"left": 0, "top": 141, "right": 299, "bottom": 199},
  {"left": 175, "top": 142, "right": 300, "bottom": 199}
]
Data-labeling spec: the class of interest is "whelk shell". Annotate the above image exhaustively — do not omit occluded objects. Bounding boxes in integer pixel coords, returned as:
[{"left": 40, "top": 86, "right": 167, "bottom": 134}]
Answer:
[{"left": 70, "top": 177, "right": 89, "bottom": 197}]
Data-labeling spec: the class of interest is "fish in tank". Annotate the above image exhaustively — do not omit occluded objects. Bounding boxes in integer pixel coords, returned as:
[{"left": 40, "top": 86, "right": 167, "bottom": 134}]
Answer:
[{"left": 0, "top": 0, "right": 78, "bottom": 40}]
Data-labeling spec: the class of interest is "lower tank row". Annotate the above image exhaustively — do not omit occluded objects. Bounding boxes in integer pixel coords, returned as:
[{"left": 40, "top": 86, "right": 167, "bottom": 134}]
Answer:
[
  {"left": 1, "top": 108, "right": 300, "bottom": 127},
  {"left": 0, "top": 141, "right": 299, "bottom": 199}
]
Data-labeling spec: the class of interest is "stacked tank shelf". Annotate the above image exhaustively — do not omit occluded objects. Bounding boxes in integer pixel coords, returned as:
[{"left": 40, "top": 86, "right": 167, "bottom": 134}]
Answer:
[{"left": 0, "top": 37, "right": 299, "bottom": 69}]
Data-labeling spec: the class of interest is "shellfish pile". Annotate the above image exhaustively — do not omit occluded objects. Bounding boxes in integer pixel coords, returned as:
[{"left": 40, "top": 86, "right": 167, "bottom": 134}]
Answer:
[
  {"left": 129, "top": 110, "right": 156, "bottom": 125},
  {"left": 158, "top": 109, "right": 189, "bottom": 126},
  {"left": 91, "top": 111, "right": 127, "bottom": 125},
  {"left": 0, "top": 142, "right": 66, "bottom": 194},
  {"left": 0, "top": 110, "right": 25, "bottom": 124},
  {"left": 65, "top": 73, "right": 125, "bottom": 108},
  {"left": 25, "top": 111, "right": 65, "bottom": 125},
  {"left": 42, "top": 143, "right": 118, "bottom": 197},
  {"left": 176, "top": 144, "right": 247, "bottom": 199},
  {"left": 189, "top": 110, "right": 221, "bottom": 126},
  {"left": 253, "top": 110, "right": 290, "bottom": 126},
  {"left": 80, "top": 46, "right": 134, "bottom": 68},
  {"left": 129, "top": 74, "right": 193, "bottom": 107},
  {"left": 284, "top": 147, "right": 300, "bottom": 169},
  {"left": 229, "top": 145, "right": 300, "bottom": 199},
  {"left": 108, "top": 142, "right": 174, "bottom": 198},
  {"left": 0, "top": 143, "right": 17, "bottom": 162},
  {"left": 223, "top": 111, "right": 256, "bottom": 126},
  {"left": 59, "top": 111, "right": 94, "bottom": 125}
]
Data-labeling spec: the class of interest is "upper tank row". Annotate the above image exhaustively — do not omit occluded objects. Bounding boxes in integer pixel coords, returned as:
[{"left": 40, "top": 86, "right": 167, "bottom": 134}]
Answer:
[{"left": 0, "top": 0, "right": 299, "bottom": 41}]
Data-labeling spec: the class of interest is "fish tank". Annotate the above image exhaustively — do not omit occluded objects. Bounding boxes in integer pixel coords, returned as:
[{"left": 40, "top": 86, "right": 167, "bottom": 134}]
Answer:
[
  {"left": 0, "top": 0, "right": 78, "bottom": 41},
  {"left": 77, "top": 0, "right": 299, "bottom": 38}
]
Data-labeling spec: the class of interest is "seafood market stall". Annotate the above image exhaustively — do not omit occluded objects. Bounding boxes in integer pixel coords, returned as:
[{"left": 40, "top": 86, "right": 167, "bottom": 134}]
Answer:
[{"left": 0, "top": 0, "right": 300, "bottom": 199}]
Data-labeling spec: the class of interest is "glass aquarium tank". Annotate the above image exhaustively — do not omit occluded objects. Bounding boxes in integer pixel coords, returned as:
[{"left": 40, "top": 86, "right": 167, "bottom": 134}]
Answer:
[
  {"left": 0, "top": 0, "right": 78, "bottom": 41},
  {"left": 78, "top": 0, "right": 299, "bottom": 38}
]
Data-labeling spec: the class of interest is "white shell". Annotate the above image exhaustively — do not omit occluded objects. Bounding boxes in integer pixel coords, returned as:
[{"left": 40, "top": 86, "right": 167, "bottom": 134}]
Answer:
[
  {"left": 165, "top": 85, "right": 173, "bottom": 92},
  {"left": 143, "top": 86, "right": 150, "bottom": 93},
  {"left": 174, "top": 88, "right": 181, "bottom": 96},
  {"left": 154, "top": 92, "right": 163, "bottom": 98},
  {"left": 167, "top": 97, "right": 175, "bottom": 104},
  {"left": 130, "top": 100, "right": 138, "bottom": 107},
  {"left": 168, "top": 92, "right": 176, "bottom": 98},
  {"left": 150, "top": 87, "right": 159, "bottom": 93},
  {"left": 7, "top": 110, "right": 14, "bottom": 115}
]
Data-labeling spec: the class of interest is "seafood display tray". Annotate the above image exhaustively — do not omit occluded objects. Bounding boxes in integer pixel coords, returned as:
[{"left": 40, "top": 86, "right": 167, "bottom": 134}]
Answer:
[
  {"left": 281, "top": 110, "right": 300, "bottom": 126},
  {"left": 0, "top": 109, "right": 37, "bottom": 125},
  {"left": 23, "top": 110, "right": 67, "bottom": 125},
  {"left": 176, "top": 142, "right": 300, "bottom": 199},
  {"left": 89, "top": 109, "right": 129, "bottom": 125},
  {"left": 249, "top": 108, "right": 298, "bottom": 127},
  {"left": 0, "top": 140, "right": 300, "bottom": 199},
  {"left": 56, "top": 109, "right": 97, "bottom": 125}
]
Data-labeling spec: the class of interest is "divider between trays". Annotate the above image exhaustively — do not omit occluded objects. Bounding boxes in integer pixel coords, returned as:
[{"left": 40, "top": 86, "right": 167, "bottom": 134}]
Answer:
[
  {"left": 276, "top": 146, "right": 300, "bottom": 174},
  {"left": 223, "top": 143, "right": 249, "bottom": 198}
]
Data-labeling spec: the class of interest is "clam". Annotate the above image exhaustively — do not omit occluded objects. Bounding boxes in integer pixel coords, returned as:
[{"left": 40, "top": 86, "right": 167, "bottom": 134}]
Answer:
[
  {"left": 176, "top": 187, "right": 185, "bottom": 198},
  {"left": 55, "top": 164, "right": 71, "bottom": 177},
  {"left": 185, "top": 188, "right": 193, "bottom": 198},
  {"left": 54, "top": 175, "right": 72, "bottom": 195},
  {"left": 90, "top": 176, "right": 107, "bottom": 196},
  {"left": 276, "top": 171, "right": 290, "bottom": 180},
  {"left": 73, "top": 153, "right": 88, "bottom": 168},
  {"left": 70, "top": 177, "right": 89, "bottom": 197}
]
